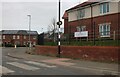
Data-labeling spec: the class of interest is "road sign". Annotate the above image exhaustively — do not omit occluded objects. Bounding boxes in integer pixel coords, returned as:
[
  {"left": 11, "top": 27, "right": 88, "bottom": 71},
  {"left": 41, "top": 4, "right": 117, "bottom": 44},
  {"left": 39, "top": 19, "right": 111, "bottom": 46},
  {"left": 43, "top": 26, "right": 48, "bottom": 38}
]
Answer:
[{"left": 74, "top": 31, "right": 88, "bottom": 37}]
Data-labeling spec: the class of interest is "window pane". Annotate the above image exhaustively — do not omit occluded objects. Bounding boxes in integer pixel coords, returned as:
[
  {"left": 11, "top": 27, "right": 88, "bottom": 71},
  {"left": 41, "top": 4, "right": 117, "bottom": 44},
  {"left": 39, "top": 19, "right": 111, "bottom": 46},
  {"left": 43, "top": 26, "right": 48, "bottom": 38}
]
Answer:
[
  {"left": 3, "top": 35, "right": 5, "bottom": 39},
  {"left": 79, "top": 9, "right": 85, "bottom": 18},
  {"left": 0, "top": 35, "right": 1, "bottom": 39},
  {"left": 13, "top": 35, "right": 15, "bottom": 39},
  {"left": 103, "top": 3, "right": 107, "bottom": 13},
  {"left": 106, "top": 25, "right": 110, "bottom": 35},
  {"left": 103, "top": 25, "right": 107, "bottom": 35},
  {"left": 107, "top": 3, "right": 109, "bottom": 12},
  {"left": 99, "top": 25, "right": 101, "bottom": 32},
  {"left": 24, "top": 35, "right": 26, "bottom": 39},
  {"left": 100, "top": 4, "right": 103, "bottom": 13},
  {"left": 17, "top": 35, "right": 20, "bottom": 39}
]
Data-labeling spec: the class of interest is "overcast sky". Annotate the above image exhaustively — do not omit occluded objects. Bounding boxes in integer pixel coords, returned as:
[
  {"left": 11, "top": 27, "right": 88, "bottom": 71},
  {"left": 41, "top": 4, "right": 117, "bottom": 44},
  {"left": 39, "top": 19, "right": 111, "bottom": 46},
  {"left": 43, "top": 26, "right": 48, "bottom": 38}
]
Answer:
[{"left": 0, "top": 0, "right": 87, "bottom": 34}]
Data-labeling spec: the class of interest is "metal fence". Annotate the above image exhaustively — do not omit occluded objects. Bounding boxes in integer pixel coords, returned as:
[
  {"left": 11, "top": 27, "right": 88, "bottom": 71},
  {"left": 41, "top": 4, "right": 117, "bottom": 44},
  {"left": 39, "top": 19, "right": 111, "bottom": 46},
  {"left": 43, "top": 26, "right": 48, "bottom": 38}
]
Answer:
[{"left": 43, "top": 31, "right": 120, "bottom": 46}]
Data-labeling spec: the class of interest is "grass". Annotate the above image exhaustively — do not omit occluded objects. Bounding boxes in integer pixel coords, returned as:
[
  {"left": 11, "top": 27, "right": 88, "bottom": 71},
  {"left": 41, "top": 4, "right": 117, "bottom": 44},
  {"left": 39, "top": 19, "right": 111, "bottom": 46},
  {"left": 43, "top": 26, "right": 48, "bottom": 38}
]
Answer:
[
  {"left": 44, "top": 42, "right": 57, "bottom": 46},
  {"left": 43, "top": 40, "right": 119, "bottom": 46}
]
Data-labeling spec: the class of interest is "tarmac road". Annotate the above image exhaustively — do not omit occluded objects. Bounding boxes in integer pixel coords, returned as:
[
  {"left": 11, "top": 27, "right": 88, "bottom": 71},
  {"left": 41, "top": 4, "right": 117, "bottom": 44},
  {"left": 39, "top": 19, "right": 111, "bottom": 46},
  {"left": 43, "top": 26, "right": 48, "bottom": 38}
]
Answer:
[{"left": 1, "top": 47, "right": 119, "bottom": 76}]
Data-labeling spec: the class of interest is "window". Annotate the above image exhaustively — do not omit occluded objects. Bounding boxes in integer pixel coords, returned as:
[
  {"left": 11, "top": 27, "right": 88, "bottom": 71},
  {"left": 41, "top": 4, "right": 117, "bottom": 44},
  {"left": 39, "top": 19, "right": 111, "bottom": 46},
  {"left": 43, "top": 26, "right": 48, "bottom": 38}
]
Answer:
[
  {"left": 99, "top": 23, "right": 110, "bottom": 37},
  {"left": 76, "top": 26, "right": 86, "bottom": 32},
  {"left": 100, "top": 3, "right": 109, "bottom": 14},
  {"left": 13, "top": 35, "right": 16, "bottom": 39},
  {"left": 78, "top": 9, "right": 85, "bottom": 19},
  {"left": 33, "top": 42, "right": 36, "bottom": 46},
  {"left": 0, "top": 35, "right": 1, "bottom": 39},
  {"left": 23, "top": 41, "right": 26, "bottom": 45},
  {"left": 24, "top": 35, "right": 26, "bottom": 39},
  {"left": 3, "top": 35, "right": 5, "bottom": 39},
  {"left": 17, "top": 35, "right": 20, "bottom": 39},
  {"left": 33, "top": 36, "right": 36, "bottom": 40},
  {"left": 15, "top": 41, "right": 20, "bottom": 45}
]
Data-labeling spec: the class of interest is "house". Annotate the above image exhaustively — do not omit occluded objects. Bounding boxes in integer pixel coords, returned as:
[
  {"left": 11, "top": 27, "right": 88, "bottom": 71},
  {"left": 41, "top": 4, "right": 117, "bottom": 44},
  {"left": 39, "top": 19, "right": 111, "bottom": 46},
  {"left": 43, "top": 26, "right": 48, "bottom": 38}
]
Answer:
[
  {"left": 0, "top": 30, "right": 38, "bottom": 46},
  {"left": 62, "top": 0, "right": 120, "bottom": 40}
]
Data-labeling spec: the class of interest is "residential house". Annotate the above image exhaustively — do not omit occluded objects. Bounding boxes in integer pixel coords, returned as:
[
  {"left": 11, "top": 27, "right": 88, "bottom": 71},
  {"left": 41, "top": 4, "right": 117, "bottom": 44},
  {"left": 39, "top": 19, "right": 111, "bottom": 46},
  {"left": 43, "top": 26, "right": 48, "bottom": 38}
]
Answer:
[
  {"left": 62, "top": 0, "right": 120, "bottom": 40},
  {"left": 0, "top": 30, "right": 38, "bottom": 46}
]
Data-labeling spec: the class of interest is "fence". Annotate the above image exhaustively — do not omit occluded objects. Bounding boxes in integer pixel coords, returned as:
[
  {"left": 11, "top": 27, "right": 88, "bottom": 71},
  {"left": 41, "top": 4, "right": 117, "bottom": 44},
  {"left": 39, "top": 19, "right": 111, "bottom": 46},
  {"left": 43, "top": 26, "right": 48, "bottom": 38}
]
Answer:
[{"left": 43, "top": 30, "right": 120, "bottom": 46}]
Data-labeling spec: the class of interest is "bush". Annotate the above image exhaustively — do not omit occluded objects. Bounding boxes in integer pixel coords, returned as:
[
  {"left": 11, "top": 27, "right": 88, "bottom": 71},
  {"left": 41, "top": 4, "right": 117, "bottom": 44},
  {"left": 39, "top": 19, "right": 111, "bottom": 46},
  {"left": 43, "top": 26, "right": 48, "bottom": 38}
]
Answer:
[{"left": 5, "top": 44, "right": 14, "bottom": 47}]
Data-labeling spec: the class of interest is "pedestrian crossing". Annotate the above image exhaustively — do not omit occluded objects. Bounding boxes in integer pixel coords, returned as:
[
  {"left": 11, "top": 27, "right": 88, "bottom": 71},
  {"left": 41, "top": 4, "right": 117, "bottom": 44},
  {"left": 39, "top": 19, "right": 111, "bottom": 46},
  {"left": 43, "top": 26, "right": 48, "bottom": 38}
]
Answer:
[
  {"left": 0, "top": 65, "right": 15, "bottom": 75},
  {"left": 6, "top": 62, "right": 40, "bottom": 71},
  {"left": 24, "top": 61, "right": 56, "bottom": 68},
  {"left": 0, "top": 61, "right": 57, "bottom": 75}
]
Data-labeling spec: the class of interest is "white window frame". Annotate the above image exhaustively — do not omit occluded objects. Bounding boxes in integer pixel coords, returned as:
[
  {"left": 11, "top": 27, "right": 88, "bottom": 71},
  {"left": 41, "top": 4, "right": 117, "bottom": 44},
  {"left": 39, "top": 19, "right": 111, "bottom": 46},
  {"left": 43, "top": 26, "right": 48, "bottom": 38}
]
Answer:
[
  {"left": 13, "top": 35, "right": 16, "bottom": 39},
  {"left": 99, "top": 23, "right": 110, "bottom": 37},
  {"left": 17, "top": 35, "right": 20, "bottom": 39},
  {"left": 24, "top": 35, "right": 26, "bottom": 39},
  {"left": 33, "top": 36, "right": 36, "bottom": 40},
  {"left": 0, "top": 35, "right": 1, "bottom": 39},
  {"left": 100, "top": 2, "right": 109, "bottom": 14},
  {"left": 23, "top": 41, "right": 26, "bottom": 45},
  {"left": 33, "top": 42, "right": 36, "bottom": 45},
  {"left": 76, "top": 26, "right": 86, "bottom": 32},
  {"left": 3, "top": 35, "right": 5, "bottom": 39},
  {"left": 78, "top": 9, "right": 85, "bottom": 19}
]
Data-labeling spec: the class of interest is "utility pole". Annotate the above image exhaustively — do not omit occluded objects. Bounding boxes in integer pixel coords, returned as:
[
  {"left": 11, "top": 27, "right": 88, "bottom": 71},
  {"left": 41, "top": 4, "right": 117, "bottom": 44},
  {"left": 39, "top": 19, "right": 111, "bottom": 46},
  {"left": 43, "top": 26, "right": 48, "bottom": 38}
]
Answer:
[
  {"left": 27, "top": 15, "right": 31, "bottom": 50},
  {"left": 57, "top": 0, "right": 62, "bottom": 58}
]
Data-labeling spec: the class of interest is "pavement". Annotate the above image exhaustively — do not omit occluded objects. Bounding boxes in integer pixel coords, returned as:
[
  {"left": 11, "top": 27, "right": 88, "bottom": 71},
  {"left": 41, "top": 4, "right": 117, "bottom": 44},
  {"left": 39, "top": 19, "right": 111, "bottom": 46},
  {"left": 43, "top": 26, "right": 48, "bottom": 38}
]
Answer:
[{"left": 5, "top": 47, "right": 120, "bottom": 75}]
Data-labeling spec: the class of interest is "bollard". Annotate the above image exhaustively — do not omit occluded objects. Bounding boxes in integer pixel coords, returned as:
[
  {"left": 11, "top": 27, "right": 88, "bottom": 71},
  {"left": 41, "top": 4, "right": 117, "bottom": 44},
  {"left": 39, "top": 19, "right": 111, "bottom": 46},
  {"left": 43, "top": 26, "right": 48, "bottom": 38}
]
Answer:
[{"left": 15, "top": 45, "right": 16, "bottom": 48}]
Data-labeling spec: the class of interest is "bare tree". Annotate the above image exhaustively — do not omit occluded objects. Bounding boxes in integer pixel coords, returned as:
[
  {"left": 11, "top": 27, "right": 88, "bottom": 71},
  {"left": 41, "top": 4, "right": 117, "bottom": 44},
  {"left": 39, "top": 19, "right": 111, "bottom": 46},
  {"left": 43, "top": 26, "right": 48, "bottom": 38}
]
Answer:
[{"left": 47, "top": 18, "right": 58, "bottom": 42}]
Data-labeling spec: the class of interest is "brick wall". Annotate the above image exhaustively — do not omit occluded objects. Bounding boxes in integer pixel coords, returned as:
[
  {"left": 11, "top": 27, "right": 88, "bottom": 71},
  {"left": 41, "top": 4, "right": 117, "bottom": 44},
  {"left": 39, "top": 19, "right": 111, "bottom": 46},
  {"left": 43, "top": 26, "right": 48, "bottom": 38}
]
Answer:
[{"left": 35, "top": 46, "right": 119, "bottom": 62}]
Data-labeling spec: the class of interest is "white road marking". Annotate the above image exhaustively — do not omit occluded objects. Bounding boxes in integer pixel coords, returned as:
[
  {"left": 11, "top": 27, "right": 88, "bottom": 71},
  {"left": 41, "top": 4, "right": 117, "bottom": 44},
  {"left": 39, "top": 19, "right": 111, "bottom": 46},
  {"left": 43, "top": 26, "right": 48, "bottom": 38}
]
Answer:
[
  {"left": 0, "top": 65, "right": 14, "bottom": 74},
  {"left": 25, "top": 61, "right": 56, "bottom": 68},
  {"left": 6, "top": 62, "right": 40, "bottom": 71}
]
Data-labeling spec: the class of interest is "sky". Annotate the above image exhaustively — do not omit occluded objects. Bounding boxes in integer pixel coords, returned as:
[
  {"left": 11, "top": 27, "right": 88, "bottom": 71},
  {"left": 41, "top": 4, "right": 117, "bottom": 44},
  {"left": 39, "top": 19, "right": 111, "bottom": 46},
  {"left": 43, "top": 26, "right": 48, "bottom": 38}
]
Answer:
[{"left": 0, "top": 0, "right": 88, "bottom": 34}]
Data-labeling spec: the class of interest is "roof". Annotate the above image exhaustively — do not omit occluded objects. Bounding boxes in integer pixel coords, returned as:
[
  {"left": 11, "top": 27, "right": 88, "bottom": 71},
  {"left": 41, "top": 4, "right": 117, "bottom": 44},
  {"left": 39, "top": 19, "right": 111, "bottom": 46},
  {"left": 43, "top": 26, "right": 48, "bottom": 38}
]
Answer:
[
  {"left": 62, "top": 11, "right": 68, "bottom": 19},
  {"left": 0, "top": 30, "right": 38, "bottom": 35},
  {"left": 62, "top": 0, "right": 102, "bottom": 19},
  {"left": 62, "top": 0, "right": 100, "bottom": 19},
  {"left": 66, "top": 0, "right": 100, "bottom": 11}
]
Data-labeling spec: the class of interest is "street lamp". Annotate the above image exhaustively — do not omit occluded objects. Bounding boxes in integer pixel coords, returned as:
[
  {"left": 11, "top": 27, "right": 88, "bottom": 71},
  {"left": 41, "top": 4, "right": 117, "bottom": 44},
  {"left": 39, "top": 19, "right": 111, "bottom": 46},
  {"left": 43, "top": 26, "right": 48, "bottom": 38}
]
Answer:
[{"left": 27, "top": 15, "right": 31, "bottom": 49}]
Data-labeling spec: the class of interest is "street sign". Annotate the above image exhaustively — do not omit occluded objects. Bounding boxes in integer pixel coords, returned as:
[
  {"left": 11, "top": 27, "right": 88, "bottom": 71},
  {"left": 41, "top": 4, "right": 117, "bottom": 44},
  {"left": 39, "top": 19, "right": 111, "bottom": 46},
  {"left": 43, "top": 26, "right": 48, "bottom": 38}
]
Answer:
[{"left": 74, "top": 31, "right": 88, "bottom": 37}]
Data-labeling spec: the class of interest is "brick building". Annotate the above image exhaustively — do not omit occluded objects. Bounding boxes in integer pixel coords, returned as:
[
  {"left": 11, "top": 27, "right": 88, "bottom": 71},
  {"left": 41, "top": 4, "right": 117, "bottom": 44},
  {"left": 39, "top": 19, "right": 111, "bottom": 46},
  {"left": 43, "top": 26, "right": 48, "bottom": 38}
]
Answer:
[
  {"left": 62, "top": 0, "right": 120, "bottom": 40},
  {"left": 0, "top": 30, "right": 38, "bottom": 46}
]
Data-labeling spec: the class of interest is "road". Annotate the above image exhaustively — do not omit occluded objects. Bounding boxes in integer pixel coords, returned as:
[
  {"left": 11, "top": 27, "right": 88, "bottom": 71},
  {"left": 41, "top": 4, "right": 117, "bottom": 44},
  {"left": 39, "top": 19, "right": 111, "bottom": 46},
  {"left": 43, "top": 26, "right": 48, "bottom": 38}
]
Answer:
[{"left": 0, "top": 47, "right": 119, "bottom": 76}]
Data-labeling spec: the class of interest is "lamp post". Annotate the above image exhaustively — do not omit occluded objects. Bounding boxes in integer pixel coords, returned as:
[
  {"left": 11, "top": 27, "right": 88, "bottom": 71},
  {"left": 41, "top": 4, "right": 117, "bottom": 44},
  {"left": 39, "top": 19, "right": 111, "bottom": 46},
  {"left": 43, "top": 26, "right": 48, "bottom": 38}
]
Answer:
[
  {"left": 27, "top": 15, "right": 31, "bottom": 50},
  {"left": 57, "top": 0, "right": 62, "bottom": 58}
]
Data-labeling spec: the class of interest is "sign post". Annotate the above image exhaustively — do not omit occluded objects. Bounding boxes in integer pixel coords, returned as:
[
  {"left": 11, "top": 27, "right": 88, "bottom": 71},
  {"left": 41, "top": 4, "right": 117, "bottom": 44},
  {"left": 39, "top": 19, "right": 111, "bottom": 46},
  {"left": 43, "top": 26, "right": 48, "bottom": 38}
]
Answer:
[{"left": 57, "top": 0, "right": 62, "bottom": 58}]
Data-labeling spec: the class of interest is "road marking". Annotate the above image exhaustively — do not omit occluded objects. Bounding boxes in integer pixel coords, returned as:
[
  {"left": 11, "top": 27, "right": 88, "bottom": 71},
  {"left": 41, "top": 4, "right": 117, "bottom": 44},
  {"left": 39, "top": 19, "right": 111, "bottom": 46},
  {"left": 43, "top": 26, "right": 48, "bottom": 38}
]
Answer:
[
  {"left": 25, "top": 61, "right": 56, "bottom": 68},
  {"left": 6, "top": 62, "right": 40, "bottom": 71},
  {"left": 0, "top": 65, "right": 14, "bottom": 74}
]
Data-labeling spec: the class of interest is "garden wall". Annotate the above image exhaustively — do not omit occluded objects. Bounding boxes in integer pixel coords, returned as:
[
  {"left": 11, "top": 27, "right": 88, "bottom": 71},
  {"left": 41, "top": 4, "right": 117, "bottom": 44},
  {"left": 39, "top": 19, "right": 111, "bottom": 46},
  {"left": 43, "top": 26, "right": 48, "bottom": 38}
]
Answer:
[{"left": 35, "top": 46, "right": 119, "bottom": 62}]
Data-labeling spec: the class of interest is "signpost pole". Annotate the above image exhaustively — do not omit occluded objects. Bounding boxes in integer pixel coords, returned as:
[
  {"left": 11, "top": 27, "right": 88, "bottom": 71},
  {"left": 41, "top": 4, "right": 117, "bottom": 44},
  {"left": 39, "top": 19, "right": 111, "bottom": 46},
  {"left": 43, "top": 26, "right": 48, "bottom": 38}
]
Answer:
[{"left": 57, "top": 0, "right": 62, "bottom": 58}]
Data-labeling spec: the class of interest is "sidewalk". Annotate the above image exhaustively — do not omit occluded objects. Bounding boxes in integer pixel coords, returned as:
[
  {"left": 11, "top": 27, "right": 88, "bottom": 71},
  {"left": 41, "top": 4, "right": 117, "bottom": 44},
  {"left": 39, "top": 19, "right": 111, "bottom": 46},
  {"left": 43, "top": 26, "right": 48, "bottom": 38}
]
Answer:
[{"left": 7, "top": 47, "right": 119, "bottom": 75}]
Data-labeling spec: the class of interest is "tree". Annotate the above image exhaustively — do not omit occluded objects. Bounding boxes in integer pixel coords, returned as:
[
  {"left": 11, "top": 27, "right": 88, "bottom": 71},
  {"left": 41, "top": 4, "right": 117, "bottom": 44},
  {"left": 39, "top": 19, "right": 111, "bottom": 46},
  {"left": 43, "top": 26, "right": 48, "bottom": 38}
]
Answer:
[{"left": 47, "top": 18, "right": 58, "bottom": 42}]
